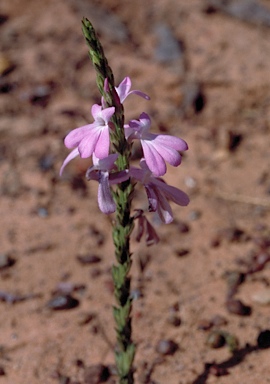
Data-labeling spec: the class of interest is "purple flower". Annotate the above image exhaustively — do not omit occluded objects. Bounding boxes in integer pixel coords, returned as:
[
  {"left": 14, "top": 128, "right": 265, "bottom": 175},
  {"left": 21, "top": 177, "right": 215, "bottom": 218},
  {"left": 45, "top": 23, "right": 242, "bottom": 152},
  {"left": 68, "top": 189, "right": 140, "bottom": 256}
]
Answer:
[
  {"left": 115, "top": 77, "right": 150, "bottom": 103},
  {"left": 125, "top": 112, "right": 188, "bottom": 176},
  {"left": 130, "top": 160, "right": 189, "bottom": 224},
  {"left": 86, "top": 154, "right": 129, "bottom": 214},
  {"left": 60, "top": 104, "right": 115, "bottom": 174}
]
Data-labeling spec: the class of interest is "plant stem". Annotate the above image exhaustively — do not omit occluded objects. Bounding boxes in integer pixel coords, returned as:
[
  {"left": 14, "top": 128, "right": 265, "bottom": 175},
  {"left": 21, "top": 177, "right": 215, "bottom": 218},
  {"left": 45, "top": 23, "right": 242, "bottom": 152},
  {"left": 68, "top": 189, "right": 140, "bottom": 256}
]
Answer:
[{"left": 82, "top": 18, "right": 135, "bottom": 383}]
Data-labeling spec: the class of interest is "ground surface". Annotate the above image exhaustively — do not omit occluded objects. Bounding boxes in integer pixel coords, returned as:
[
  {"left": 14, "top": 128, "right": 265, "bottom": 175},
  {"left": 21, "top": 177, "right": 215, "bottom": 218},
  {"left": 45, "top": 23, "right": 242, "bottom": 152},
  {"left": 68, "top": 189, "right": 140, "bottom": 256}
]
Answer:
[{"left": 0, "top": 0, "right": 270, "bottom": 383}]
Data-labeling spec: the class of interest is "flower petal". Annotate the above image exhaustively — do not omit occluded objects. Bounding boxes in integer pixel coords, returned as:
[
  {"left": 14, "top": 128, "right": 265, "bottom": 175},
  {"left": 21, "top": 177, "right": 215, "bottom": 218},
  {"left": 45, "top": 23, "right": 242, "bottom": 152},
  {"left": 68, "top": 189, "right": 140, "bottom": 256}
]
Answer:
[
  {"left": 141, "top": 140, "right": 167, "bottom": 176},
  {"left": 91, "top": 104, "right": 102, "bottom": 119},
  {"left": 94, "top": 126, "right": 110, "bottom": 159},
  {"left": 154, "top": 134, "right": 188, "bottom": 151},
  {"left": 100, "top": 107, "right": 115, "bottom": 124},
  {"left": 60, "top": 148, "right": 79, "bottom": 176},
  {"left": 116, "top": 77, "right": 131, "bottom": 103},
  {"left": 153, "top": 178, "right": 190, "bottom": 206},
  {"left": 78, "top": 128, "right": 100, "bottom": 158},
  {"left": 151, "top": 138, "right": 182, "bottom": 167},
  {"left": 98, "top": 172, "right": 116, "bottom": 214},
  {"left": 154, "top": 188, "right": 174, "bottom": 223},
  {"left": 64, "top": 124, "right": 95, "bottom": 149},
  {"left": 145, "top": 184, "right": 159, "bottom": 212}
]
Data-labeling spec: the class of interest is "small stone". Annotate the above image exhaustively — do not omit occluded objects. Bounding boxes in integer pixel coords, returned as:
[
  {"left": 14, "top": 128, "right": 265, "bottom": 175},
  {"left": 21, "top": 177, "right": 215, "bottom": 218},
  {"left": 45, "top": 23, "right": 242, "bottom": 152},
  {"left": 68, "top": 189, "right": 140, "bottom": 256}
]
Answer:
[
  {"left": 47, "top": 295, "right": 79, "bottom": 310},
  {"left": 156, "top": 339, "right": 178, "bottom": 356},
  {"left": 176, "top": 220, "right": 190, "bottom": 233},
  {"left": 0, "top": 254, "right": 16, "bottom": 270},
  {"left": 211, "top": 315, "right": 228, "bottom": 327},
  {"left": 167, "top": 314, "right": 181, "bottom": 327},
  {"left": 197, "top": 319, "right": 213, "bottom": 331},
  {"left": 0, "top": 366, "right": 5, "bottom": 376},
  {"left": 175, "top": 248, "right": 190, "bottom": 257},
  {"left": 252, "top": 289, "right": 270, "bottom": 305},
  {"left": 84, "top": 364, "right": 111, "bottom": 384},
  {"left": 206, "top": 331, "right": 226, "bottom": 349},
  {"left": 257, "top": 330, "right": 270, "bottom": 349},
  {"left": 77, "top": 254, "right": 102, "bottom": 265},
  {"left": 188, "top": 210, "right": 201, "bottom": 221},
  {"left": 225, "top": 271, "right": 245, "bottom": 297},
  {"left": 226, "top": 299, "right": 251, "bottom": 316}
]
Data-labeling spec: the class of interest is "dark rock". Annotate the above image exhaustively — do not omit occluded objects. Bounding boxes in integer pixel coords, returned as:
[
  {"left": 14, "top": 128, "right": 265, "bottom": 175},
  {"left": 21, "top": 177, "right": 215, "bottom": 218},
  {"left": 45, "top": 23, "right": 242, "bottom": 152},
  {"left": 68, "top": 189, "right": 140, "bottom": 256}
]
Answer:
[
  {"left": 156, "top": 339, "right": 178, "bottom": 356},
  {"left": 257, "top": 329, "right": 270, "bottom": 349},
  {"left": 167, "top": 314, "right": 181, "bottom": 327},
  {"left": 77, "top": 254, "right": 102, "bottom": 265},
  {"left": 206, "top": 330, "right": 226, "bottom": 348},
  {"left": 84, "top": 364, "right": 111, "bottom": 384},
  {"left": 226, "top": 299, "right": 251, "bottom": 316},
  {"left": 175, "top": 248, "right": 190, "bottom": 257},
  {"left": 47, "top": 294, "right": 79, "bottom": 310},
  {"left": 0, "top": 254, "right": 16, "bottom": 270}
]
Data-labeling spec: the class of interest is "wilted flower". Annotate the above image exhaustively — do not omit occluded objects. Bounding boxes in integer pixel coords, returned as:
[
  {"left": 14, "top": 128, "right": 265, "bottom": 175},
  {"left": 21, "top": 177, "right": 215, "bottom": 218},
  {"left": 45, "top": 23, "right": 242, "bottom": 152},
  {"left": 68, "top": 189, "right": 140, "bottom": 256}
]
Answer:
[{"left": 134, "top": 209, "right": 159, "bottom": 246}]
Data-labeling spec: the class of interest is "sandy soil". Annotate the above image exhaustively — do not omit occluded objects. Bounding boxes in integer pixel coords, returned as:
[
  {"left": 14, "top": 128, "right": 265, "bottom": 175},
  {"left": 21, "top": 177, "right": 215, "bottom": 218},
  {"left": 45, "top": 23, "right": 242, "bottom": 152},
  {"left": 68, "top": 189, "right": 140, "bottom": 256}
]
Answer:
[{"left": 0, "top": 0, "right": 270, "bottom": 383}]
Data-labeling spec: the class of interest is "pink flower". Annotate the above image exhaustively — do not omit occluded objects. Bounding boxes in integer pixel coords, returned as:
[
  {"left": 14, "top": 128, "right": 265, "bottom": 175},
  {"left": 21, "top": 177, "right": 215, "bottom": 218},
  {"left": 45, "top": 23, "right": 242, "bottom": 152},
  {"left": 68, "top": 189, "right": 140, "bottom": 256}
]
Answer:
[
  {"left": 102, "top": 77, "right": 150, "bottom": 107},
  {"left": 60, "top": 104, "right": 115, "bottom": 175},
  {"left": 130, "top": 160, "right": 189, "bottom": 224},
  {"left": 125, "top": 112, "right": 188, "bottom": 176},
  {"left": 86, "top": 154, "right": 129, "bottom": 214},
  {"left": 115, "top": 77, "right": 150, "bottom": 103}
]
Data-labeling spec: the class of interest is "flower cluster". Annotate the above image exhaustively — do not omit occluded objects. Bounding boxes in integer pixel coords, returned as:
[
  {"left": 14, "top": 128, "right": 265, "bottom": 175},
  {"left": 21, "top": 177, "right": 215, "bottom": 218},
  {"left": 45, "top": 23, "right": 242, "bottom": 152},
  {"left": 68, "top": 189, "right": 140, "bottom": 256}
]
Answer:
[{"left": 61, "top": 77, "right": 189, "bottom": 238}]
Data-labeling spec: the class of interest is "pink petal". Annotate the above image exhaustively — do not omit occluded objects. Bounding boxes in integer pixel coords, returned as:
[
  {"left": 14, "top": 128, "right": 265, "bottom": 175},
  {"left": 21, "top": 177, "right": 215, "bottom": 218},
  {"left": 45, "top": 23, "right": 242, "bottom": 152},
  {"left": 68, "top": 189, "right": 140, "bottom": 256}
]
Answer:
[
  {"left": 64, "top": 124, "right": 95, "bottom": 149},
  {"left": 145, "top": 185, "right": 159, "bottom": 211},
  {"left": 109, "top": 170, "right": 130, "bottom": 185},
  {"left": 128, "top": 90, "right": 150, "bottom": 100},
  {"left": 98, "top": 172, "right": 116, "bottom": 214},
  {"left": 60, "top": 148, "right": 79, "bottom": 176},
  {"left": 116, "top": 77, "right": 131, "bottom": 102},
  {"left": 153, "top": 178, "right": 189, "bottom": 206},
  {"left": 78, "top": 128, "right": 100, "bottom": 158},
  {"left": 154, "top": 135, "right": 188, "bottom": 151},
  {"left": 94, "top": 153, "right": 118, "bottom": 170},
  {"left": 141, "top": 140, "right": 167, "bottom": 176},
  {"left": 94, "top": 126, "right": 110, "bottom": 159},
  {"left": 154, "top": 189, "right": 174, "bottom": 223},
  {"left": 100, "top": 107, "right": 115, "bottom": 124},
  {"left": 151, "top": 138, "right": 182, "bottom": 167},
  {"left": 91, "top": 104, "right": 102, "bottom": 119}
]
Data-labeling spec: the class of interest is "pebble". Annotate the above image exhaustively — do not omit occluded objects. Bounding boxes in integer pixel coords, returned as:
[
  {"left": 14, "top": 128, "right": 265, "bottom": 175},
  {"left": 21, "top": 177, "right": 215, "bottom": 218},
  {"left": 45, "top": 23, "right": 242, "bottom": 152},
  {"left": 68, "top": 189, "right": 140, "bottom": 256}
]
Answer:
[
  {"left": 0, "top": 254, "right": 16, "bottom": 270},
  {"left": 167, "top": 314, "right": 181, "bottom": 327},
  {"left": 257, "top": 329, "right": 270, "bottom": 349},
  {"left": 46, "top": 294, "right": 79, "bottom": 310},
  {"left": 225, "top": 270, "right": 245, "bottom": 297},
  {"left": 77, "top": 254, "right": 102, "bottom": 265},
  {"left": 84, "top": 364, "right": 111, "bottom": 384},
  {"left": 206, "top": 330, "right": 226, "bottom": 349},
  {"left": 175, "top": 248, "right": 190, "bottom": 258},
  {"left": 252, "top": 289, "right": 270, "bottom": 305},
  {"left": 226, "top": 298, "right": 251, "bottom": 316},
  {"left": 156, "top": 339, "right": 178, "bottom": 356}
]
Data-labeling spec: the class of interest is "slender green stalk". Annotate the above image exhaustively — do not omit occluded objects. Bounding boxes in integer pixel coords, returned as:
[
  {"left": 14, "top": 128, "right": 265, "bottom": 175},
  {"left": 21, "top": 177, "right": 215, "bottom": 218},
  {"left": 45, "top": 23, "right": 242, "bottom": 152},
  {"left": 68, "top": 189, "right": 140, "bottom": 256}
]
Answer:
[{"left": 82, "top": 18, "right": 135, "bottom": 384}]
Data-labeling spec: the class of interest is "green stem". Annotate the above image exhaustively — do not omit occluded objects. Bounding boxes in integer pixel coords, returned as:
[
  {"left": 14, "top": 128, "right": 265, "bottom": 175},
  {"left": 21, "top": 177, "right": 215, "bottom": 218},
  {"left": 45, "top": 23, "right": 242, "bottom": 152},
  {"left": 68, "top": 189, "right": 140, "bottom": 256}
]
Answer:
[{"left": 82, "top": 18, "right": 135, "bottom": 383}]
